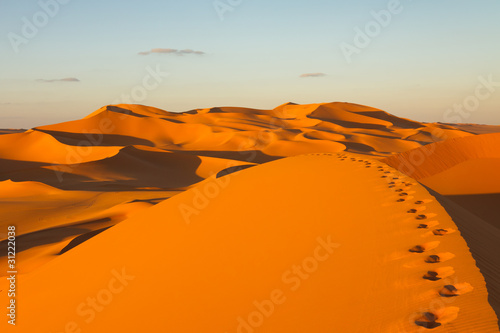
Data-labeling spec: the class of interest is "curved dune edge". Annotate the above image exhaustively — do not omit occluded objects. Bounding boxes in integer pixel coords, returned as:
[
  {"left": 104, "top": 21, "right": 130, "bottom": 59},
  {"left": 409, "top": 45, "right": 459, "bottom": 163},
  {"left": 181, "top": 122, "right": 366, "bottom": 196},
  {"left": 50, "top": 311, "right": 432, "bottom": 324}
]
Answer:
[
  {"left": 383, "top": 133, "right": 500, "bottom": 187},
  {"left": 2, "top": 154, "right": 497, "bottom": 332},
  {"left": 2, "top": 102, "right": 473, "bottom": 162}
]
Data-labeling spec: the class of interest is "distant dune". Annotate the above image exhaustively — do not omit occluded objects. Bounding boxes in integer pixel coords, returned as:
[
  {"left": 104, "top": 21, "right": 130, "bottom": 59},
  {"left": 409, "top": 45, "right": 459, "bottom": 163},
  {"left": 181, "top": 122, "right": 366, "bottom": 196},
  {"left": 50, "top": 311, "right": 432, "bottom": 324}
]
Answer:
[
  {"left": 438, "top": 123, "right": 500, "bottom": 135},
  {"left": 0, "top": 102, "right": 498, "bottom": 332},
  {"left": 0, "top": 129, "right": 26, "bottom": 135}
]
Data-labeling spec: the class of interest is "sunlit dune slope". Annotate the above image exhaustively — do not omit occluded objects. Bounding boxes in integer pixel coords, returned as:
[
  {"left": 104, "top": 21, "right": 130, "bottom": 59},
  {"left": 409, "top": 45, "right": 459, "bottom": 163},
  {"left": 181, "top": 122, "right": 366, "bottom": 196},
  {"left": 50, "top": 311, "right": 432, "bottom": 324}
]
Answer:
[
  {"left": 0, "top": 129, "right": 119, "bottom": 164},
  {"left": 3, "top": 154, "right": 498, "bottom": 333},
  {"left": 383, "top": 132, "right": 500, "bottom": 246},
  {"left": 27, "top": 102, "right": 472, "bottom": 159},
  {"left": 384, "top": 133, "right": 500, "bottom": 194}
]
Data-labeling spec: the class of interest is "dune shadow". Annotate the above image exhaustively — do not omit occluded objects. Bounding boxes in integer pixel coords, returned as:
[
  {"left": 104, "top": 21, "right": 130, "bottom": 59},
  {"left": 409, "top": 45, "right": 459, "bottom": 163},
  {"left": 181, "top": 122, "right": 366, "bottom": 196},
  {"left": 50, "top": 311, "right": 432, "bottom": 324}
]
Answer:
[
  {"left": 106, "top": 105, "right": 147, "bottom": 118},
  {"left": 58, "top": 226, "right": 112, "bottom": 255},
  {"left": 355, "top": 111, "right": 423, "bottom": 129},
  {"left": 445, "top": 193, "right": 500, "bottom": 230},
  {"left": 0, "top": 147, "right": 206, "bottom": 191},
  {"left": 161, "top": 118, "right": 184, "bottom": 124},
  {"left": 0, "top": 218, "right": 114, "bottom": 257},
  {"left": 0, "top": 158, "right": 95, "bottom": 188},
  {"left": 309, "top": 116, "right": 389, "bottom": 130},
  {"left": 216, "top": 165, "right": 256, "bottom": 178},
  {"left": 0, "top": 158, "right": 48, "bottom": 174},
  {"left": 338, "top": 141, "right": 375, "bottom": 153},
  {"left": 128, "top": 197, "right": 170, "bottom": 205},
  {"left": 425, "top": 185, "right": 500, "bottom": 326},
  {"left": 169, "top": 149, "right": 280, "bottom": 164},
  {"left": 34, "top": 129, "right": 155, "bottom": 147}
]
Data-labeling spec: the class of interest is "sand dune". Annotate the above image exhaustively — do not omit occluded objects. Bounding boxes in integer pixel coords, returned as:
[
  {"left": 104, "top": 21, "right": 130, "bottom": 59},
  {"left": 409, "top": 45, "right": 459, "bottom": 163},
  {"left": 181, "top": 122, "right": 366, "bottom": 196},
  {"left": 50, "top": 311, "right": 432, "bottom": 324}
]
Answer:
[
  {"left": 424, "top": 187, "right": 500, "bottom": 323},
  {"left": 439, "top": 123, "right": 500, "bottom": 135},
  {"left": 384, "top": 133, "right": 500, "bottom": 203},
  {"left": 0, "top": 102, "right": 498, "bottom": 332},
  {"left": 0, "top": 129, "right": 25, "bottom": 135},
  {"left": 384, "top": 133, "right": 500, "bottom": 272},
  {"left": 2, "top": 154, "right": 498, "bottom": 332},
  {"left": 27, "top": 102, "right": 474, "bottom": 159}
]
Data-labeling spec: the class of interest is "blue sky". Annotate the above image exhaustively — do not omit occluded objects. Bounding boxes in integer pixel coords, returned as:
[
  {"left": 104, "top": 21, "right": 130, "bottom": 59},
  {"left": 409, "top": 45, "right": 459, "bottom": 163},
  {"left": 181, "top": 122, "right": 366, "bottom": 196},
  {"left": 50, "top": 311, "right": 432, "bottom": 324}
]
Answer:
[{"left": 1, "top": 0, "right": 499, "bottom": 128}]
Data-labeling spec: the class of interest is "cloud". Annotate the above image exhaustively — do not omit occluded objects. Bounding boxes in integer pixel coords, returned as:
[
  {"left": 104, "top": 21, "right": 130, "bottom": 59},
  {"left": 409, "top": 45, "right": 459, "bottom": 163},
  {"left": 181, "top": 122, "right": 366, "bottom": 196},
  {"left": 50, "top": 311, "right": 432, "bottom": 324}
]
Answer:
[
  {"left": 138, "top": 48, "right": 205, "bottom": 56},
  {"left": 37, "top": 77, "right": 80, "bottom": 83},
  {"left": 300, "top": 73, "right": 326, "bottom": 78}
]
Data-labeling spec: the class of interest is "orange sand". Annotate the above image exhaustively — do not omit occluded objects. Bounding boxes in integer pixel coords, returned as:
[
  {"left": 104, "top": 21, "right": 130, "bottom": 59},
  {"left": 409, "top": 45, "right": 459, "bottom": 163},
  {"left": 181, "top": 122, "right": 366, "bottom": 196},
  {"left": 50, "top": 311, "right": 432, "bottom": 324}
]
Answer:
[{"left": 0, "top": 102, "right": 498, "bottom": 332}]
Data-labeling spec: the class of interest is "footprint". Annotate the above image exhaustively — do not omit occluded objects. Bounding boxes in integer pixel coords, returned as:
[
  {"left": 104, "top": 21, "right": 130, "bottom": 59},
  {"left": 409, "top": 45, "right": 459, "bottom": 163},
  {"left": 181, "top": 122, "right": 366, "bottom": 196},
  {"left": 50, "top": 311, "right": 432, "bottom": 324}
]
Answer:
[
  {"left": 439, "top": 283, "right": 473, "bottom": 297},
  {"left": 417, "top": 213, "right": 437, "bottom": 220},
  {"left": 423, "top": 271, "right": 441, "bottom": 281},
  {"left": 399, "top": 193, "right": 409, "bottom": 196},
  {"left": 425, "top": 255, "right": 441, "bottom": 263},
  {"left": 395, "top": 189, "right": 405, "bottom": 192},
  {"left": 423, "top": 267, "right": 455, "bottom": 281},
  {"left": 415, "top": 201, "right": 424, "bottom": 205},
  {"left": 409, "top": 241, "right": 440, "bottom": 253},
  {"left": 381, "top": 175, "right": 388, "bottom": 178},
  {"left": 420, "top": 221, "right": 440, "bottom": 231},
  {"left": 414, "top": 307, "right": 459, "bottom": 329},
  {"left": 415, "top": 312, "right": 442, "bottom": 329},
  {"left": 425, "top": 252, "right": 455, "bottom": 263},
  {"left": 397, "top": 198, "right": 406, "bottom": 202},
  {"left": 408, "top": 209, "right": 418, "bottom": 213},
  {"left": 433, "top": 229, "right": 455, "bottom": 236}
]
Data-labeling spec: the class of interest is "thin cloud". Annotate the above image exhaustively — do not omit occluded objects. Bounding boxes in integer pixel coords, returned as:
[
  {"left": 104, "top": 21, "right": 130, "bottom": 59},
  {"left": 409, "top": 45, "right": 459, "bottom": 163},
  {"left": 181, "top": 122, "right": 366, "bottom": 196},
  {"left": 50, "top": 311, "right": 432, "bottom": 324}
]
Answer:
[
  {"left": 37, "top": 77, "right": 80, "bottom": 83},
  {"left": 139, "top": 48, "right": 205, "bottom": 56},
  {"left": 300, "top": 73, "right": 326, "bottom": 78}
]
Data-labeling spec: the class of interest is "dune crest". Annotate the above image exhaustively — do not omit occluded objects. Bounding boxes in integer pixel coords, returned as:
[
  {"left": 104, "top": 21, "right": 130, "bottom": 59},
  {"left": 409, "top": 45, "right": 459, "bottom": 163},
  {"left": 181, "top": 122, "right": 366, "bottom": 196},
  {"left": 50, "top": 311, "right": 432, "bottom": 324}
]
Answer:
[
  {"left": 3, "top": 154, "right": 498, "bottom": 332},
  {"left": 0, "top": 102, "right": 498, "bottom": 332}
]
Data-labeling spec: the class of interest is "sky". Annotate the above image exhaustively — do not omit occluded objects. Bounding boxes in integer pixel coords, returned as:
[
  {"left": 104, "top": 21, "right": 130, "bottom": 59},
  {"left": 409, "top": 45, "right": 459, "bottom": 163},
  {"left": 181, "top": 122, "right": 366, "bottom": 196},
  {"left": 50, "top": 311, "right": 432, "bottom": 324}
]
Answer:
[{"left": 0, "top": 0, "right": 499, "bottom": 128}]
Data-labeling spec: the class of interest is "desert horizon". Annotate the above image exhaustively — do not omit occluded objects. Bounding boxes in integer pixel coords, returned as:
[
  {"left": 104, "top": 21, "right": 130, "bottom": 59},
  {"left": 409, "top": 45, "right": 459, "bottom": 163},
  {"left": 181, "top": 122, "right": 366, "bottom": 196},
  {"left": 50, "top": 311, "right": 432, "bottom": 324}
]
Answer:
[{"left": 2, "top": 0, "right": 500, "bottom": 332}]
